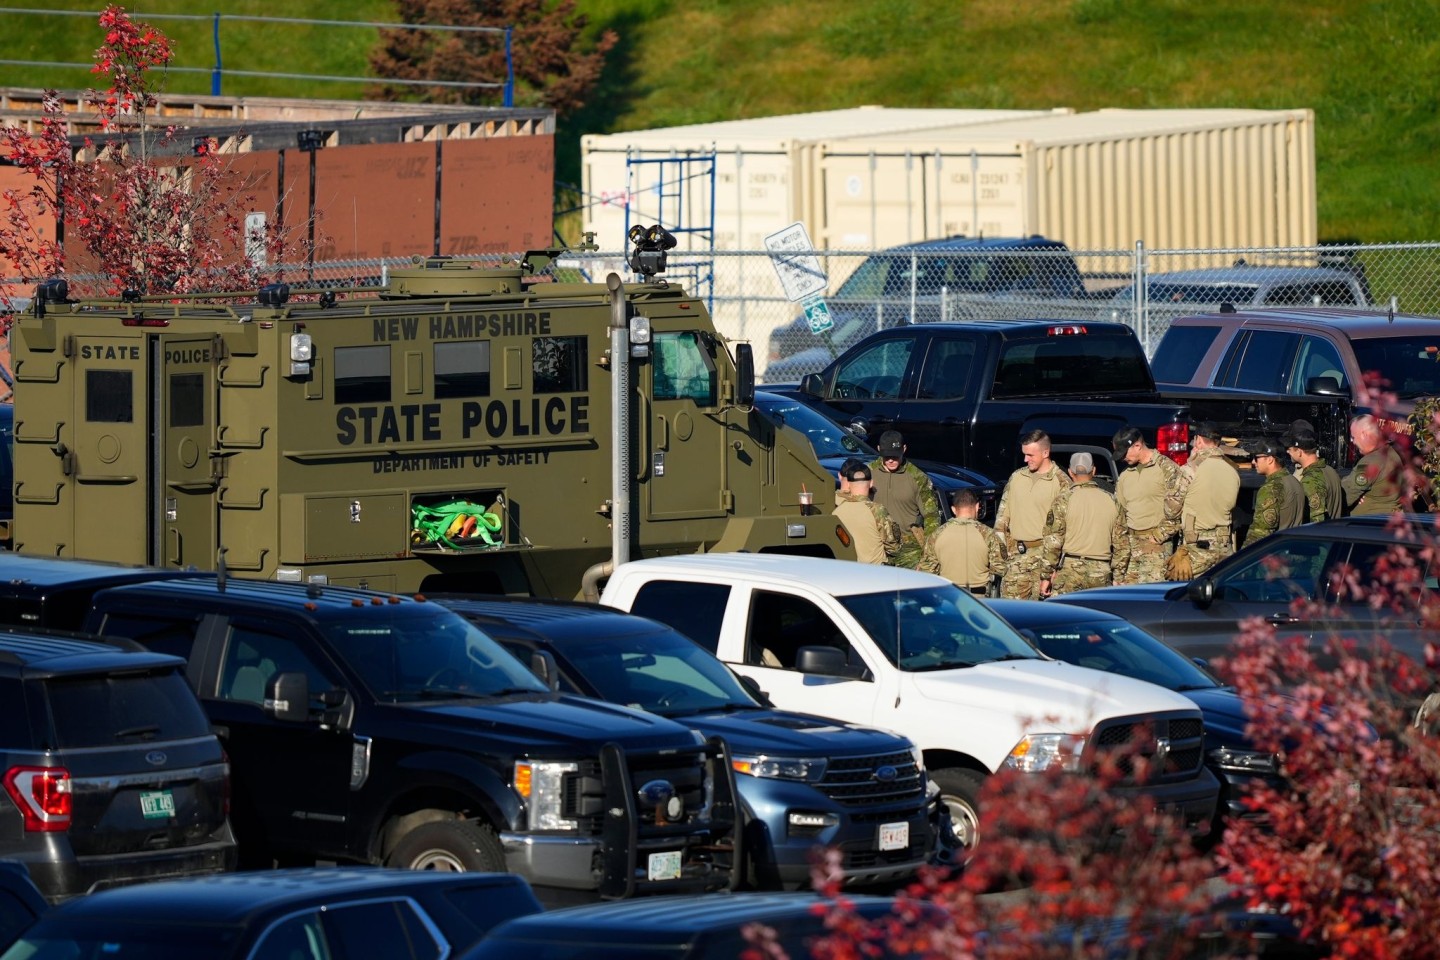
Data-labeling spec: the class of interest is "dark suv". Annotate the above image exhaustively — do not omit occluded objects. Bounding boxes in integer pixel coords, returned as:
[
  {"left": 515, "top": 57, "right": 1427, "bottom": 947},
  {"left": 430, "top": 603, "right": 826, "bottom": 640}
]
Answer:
[
  {"left": 764, "top": 235, "right": 1095, "bottom": 382},
  {"left": 0, "top": 631, "right": 236, "bottom": 902}
]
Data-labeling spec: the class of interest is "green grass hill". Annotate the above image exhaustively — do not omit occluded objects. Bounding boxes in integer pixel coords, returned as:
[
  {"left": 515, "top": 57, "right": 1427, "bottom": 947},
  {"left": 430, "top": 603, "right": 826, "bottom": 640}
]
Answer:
[{"left": 0, "top": 0, "right": 1434, "bottom": 242}]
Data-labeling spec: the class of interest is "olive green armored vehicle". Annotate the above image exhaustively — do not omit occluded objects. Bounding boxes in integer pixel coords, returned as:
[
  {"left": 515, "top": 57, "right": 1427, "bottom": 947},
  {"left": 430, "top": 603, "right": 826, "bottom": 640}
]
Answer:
[{"left": 10, "top": 230, "right": 850, "bottom": 596}]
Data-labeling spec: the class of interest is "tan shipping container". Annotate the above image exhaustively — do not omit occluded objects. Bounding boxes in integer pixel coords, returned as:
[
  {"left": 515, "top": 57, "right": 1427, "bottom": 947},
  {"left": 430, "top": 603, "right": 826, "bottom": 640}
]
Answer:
[
  {"left": 581, "top": 107, "right": 1065, "bottom": 254},
  {"left": 815, "top": 108, "right": 1317, "bottom": 252}
]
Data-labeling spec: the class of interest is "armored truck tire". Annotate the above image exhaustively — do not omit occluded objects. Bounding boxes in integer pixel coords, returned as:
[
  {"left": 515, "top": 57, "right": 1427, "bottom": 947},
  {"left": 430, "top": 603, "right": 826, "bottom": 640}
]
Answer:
[
  {"left": 931, "top": 768, "right": 985, "bottom": 852},
  {"left": 386, "top": 819, "right": 506, "bottom": 873}
]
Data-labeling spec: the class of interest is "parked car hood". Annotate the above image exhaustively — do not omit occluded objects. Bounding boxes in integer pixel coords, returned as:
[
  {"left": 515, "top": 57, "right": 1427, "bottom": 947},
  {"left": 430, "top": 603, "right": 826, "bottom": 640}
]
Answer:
[
  {"left": 1179, "top": 686, "right": 1251, "bottom": 748},
  {"left": 1057, "top": 582, "right": 1187, "bottom": 604},
  {"left": 382, "top": 694, "right": 703, "bottom": 754},
  {"left": 671, "top": 707, "right": 911, "bottom": 757}
]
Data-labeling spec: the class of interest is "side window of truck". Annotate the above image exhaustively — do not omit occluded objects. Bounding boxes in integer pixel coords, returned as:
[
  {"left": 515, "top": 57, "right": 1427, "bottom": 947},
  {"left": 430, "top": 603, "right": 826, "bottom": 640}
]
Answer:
[
  {"left": 916, "top": 337, "right": 977, "bottom": 400},
  {"left": 833, "top": 337, "right": 914, "bottom": 400},
  {"left": 1217, "top": 330, "right": 1299, "bottom": 393},
  {"left": 1291, "top": 336, "right": 1347, "bottom": 395},
  {"left": 745, "top": 590, "right": 863, "bottom": 676},
  {"left": 1150, "top": 325, "right": 1222, "bottom": 385},
  {"left": 627, "top": 580, "right": 731, "bottom": 654},
  {"left": 651, "top": 332, "right": 716, "bottom": 404},
  {"left": 96, "top": 613, "right": 202, "bottom": 662},
  {"left": 534, "top": 335, "right": 588, "bottom": 393},
  {"left": 220, "top": 626, "right": 337, "bottom": 711}
]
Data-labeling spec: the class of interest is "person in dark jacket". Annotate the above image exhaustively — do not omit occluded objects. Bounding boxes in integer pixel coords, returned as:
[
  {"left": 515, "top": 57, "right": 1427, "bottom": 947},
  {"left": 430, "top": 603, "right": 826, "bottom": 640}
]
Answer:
[{"left": 1243, "top": 439, "right": 1305, "bottom": 547}]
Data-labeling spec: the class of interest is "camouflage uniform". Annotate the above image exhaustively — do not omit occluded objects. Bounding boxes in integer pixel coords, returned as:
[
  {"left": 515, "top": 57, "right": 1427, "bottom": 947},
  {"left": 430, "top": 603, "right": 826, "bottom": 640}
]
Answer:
[
  {"left": 868, "top": 457, "right": 942, "bottom": 568},
  {"left": 1342, "top": 444, "right": 1405, "bottom": 516},
  {"left": 918, "top": 517, "right": 1006, "bottom": 594},
  {"left": 1299, "top": 458, "right": 1344, "bottom": 522},
  {"left": 1179, "top": 446, "right": 1241, "bottom": 576},
  {"left": 1243, "top": 470, "right": 1306, "bottom": 548},
  {"left": 994, "top": 462, "right": 1072, "bottom": 599},
  {"left": 1042, "top": 481, "right": 1124, "bottom": 595},
  {"left": 833, "top": 494, "right": 901, "bottom": 564},
  {"left": 1113, "top": 452, "right": 1185, "bottom": 585}
]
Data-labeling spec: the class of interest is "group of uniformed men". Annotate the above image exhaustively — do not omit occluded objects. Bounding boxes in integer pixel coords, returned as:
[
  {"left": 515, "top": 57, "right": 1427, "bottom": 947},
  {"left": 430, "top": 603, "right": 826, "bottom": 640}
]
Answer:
[{"left": 831, "top": 415, "right": 1407, "bottom": 597}]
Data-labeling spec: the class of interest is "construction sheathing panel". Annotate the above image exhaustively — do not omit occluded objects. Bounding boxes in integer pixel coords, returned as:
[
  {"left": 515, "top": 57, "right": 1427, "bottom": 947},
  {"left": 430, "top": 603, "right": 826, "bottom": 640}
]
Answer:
[
  {"left": 314, "top": 142, "right": 437, "bottom": 261},
  {"left": 438, "top": 137, "right": 555, "bottom": 255},
  {"left": 0, "top": 164, "right": 51, "bottom": 283}
]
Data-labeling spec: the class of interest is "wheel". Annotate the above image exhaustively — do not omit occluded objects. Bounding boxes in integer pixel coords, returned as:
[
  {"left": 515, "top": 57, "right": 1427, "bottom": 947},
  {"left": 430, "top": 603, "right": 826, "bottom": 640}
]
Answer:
[
  {"left": 931, "top": 768, "right": 985, "bottom": 852},
  {"left": 386, "top": 819, "right": 505, "bottom": 873}
]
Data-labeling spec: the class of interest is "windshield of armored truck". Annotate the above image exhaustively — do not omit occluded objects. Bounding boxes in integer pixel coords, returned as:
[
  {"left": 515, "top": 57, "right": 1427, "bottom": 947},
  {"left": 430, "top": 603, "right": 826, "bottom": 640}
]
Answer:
[
  {"left": 838, "top": 586, "right": 1042, "bottom": 672},
  {"left": 323, "top": 607, "right": 548, "bottom": 701}
]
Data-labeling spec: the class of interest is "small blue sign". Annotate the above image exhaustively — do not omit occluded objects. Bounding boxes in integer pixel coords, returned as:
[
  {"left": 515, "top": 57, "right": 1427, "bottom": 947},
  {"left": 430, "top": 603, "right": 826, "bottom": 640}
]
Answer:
[{"left": 803, "top": 296, "right": 833, "bottom": 335}]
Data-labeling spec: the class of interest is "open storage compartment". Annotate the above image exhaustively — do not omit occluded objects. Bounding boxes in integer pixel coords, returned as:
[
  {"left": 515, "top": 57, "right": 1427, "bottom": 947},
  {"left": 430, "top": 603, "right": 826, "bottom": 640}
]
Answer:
[{"left": 410, "top": 489, "right": 510, "bottom": 554}]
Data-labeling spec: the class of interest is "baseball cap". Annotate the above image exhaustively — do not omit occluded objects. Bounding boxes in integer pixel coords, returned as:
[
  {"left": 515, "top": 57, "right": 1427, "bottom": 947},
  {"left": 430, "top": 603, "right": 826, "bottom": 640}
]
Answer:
[
  {"left": 1191, "top": 421, "right": 1222, "bottom": 444},
  {"left": 846, "top": 463, "right": 873, "bottom": 482},
  {"left": 877, "top": 431, "right": 904, "bottom": 458},
  {"left": 1282, "top": 427, "right": 1319, "bottom": 452},
  {"left": 1069, "top": 451, "right": 1095, "bottom": 474},
  {"left": 1249, "top": 438, "right": 1286, "bottom": 460}
]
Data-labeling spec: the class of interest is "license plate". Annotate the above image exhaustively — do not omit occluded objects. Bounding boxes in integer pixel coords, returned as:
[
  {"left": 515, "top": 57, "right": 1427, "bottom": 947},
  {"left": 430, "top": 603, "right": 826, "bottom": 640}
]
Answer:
[
  {"left": 647, "top": 850, "right": 682, "bottom": 881},
  {"left": 878, "top": 821, "right": 909, "bottom": 851},
  {"left": 140, "top": 790, "right": 175, "bottom": 820}
]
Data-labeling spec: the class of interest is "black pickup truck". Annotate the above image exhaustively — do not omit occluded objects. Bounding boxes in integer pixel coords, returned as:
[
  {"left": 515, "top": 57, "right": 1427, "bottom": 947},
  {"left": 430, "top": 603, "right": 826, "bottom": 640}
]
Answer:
[
  {"left": 0, "top": 554, "right": 740, "bottom": 904},
  {"left": 775, "top": 319, "right": 1190, "bottom": 484}
]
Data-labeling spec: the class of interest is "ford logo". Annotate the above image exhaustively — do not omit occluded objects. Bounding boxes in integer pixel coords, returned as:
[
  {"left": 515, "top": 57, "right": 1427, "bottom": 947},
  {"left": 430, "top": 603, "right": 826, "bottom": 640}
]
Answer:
[
  {"left": 873, "top": 765, "right": 898, "bottom": 782},
  {"left": 144, "top": 751, "right": 168, "bottom": 766}
]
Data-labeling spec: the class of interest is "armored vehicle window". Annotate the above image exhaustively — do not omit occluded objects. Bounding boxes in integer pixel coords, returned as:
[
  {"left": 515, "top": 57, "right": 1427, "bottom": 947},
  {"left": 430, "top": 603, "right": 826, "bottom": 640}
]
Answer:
[
  {"left": 169, "top": 372, "right": 205, "bottom": 427},
  {"left": 86, "top": 369, "right": 133, "bottom": 422},
  {"left": 434, "top": 340, "right": 491, "bottom": 398},
  {"left": 1150, "top": 325, "right": 1221, "bottom": 385},
  {"left": 336, "top": 345, "right": 392, "bottom": 403},
  {"left": 627, "top": 580, "right": 731, "bottom": 654},
  {"left": 533, "top": 336, "right": 587, "bottom": 393},
  {"left": 653, "top": 332, "right": 716, "bottom": 404}
]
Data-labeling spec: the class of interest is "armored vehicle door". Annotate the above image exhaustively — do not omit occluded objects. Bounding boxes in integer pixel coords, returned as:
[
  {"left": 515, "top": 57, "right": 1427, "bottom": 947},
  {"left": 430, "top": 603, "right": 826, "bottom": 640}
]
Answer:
[
  {"left": 71, "top": 335, "right": 148, "bottom": 562},
  {"left": 647, "top": 330, "right": 726, "bottom": 519},
  {"left": 157, "top": 336, "right": 218, "bottom": 570}
]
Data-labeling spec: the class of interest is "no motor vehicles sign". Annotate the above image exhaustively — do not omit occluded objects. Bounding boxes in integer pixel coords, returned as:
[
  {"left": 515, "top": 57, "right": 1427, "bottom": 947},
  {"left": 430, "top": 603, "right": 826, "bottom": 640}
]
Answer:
[{"left": 764, "top": 222, "right": 827, "bottom": 303}]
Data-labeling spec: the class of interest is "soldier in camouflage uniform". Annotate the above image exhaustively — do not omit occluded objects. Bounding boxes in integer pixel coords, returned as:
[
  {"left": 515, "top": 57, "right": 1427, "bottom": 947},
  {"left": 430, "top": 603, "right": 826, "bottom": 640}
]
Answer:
[
  {"left": 833, "top": 462, "right": 901, "bottom": 564},
  {"left": 1243, "top": 439, "right": 1306, "bottom": 547},
  {"left": 917, "top": 488, "right": 1007, "bottom": 596},
  {"left": 994, "top": 429, "right": 1071, "bottom": 599},
  {"left": 1112, "top": 425, "right": 1186, "bottom": 584},
  {"left": 1041, "top": 452, "right": 1126, "bottom": 595},
  {"left": 869, "top": 431, "right": 942, "bottom": 569},
  {"left": 1342, "top": 415, "right": 1405, "bottom": 516},
  {"left": 1178, "top": 422, "right": 1241, "bottom": 576},
  {"left": 1283, "top": 426, "right": 1343, "bottom": 522}
]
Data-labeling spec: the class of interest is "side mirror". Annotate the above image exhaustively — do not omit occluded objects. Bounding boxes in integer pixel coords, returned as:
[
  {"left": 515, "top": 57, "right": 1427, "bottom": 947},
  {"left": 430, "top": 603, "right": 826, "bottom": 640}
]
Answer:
[
  {"left": 800, "top": 372, "right": 825, "bottom": 398},
  {"left": 530, "top": 650, "right": 561, "bottom": 693},
  {"left": 1305, "top": 376, "right": 1345, "bottom": 397},
  {"left": 1187, "top": 577, "right": 1215, "bottom": 606},
  {"left": 796, "top": 645, "right": 848, "bottom": 676},
  {"left": 267, "top": 672, "right": 311, "bottom": 723},
  {"left": 735, "top": 672, "right": 773, "bottom": 706},
  {"left": 734, "top": 343, "right": 755, "bottom": 406}
]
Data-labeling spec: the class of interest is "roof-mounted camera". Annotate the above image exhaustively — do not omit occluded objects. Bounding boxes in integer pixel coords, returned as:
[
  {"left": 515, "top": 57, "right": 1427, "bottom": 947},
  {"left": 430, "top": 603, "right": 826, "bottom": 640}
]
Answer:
[{"left": 627, "top": 224, "right": 677, "bottom": 280}]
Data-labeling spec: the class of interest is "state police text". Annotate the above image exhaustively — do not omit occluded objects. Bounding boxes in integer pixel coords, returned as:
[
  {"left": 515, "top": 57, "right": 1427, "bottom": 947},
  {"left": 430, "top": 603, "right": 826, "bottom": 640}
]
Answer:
[{"left": 336, "top": 398, "right": 590, "bottom": 444}]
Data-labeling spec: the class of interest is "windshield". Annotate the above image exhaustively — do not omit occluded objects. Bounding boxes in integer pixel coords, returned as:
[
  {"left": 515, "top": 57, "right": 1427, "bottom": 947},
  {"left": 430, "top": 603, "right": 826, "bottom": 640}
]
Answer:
[
  {"left": 838, "top": 586, "right": 1040, "bottom": 672},
  {"left": 1021, "top": 619, "right": 1220, "bottom": 691},
  {"left": 322, "top": 606, "right": 547, "bottom": 701},
  {"left": 1, "top": 922, "right": 243, "bottom": 958},
  {"left": 550, "top": 626, "right": 760, "bottom": 716},
  {"left": 754, "top": 395, "right": 869, "bottom": 458},
  {"left": 1350, "top": 336, "right": 1440, "bottom": 399}
]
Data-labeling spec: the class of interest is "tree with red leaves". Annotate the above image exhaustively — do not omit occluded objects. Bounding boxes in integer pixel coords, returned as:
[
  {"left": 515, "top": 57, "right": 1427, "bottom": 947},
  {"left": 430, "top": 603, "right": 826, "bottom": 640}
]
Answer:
[
  {"left": 0, "top": 6, "right": 291, "bottom": 299},
  {"left": 369, "top": 0, "right": 617, "bottom": 116}
]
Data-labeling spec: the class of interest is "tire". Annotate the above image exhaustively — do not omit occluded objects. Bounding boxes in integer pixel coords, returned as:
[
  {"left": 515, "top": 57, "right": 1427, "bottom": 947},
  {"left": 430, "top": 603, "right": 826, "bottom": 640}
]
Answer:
[
  {"left": 931, "top": 768, "right": 986, "bottom": 852},
  {"left": 386, "top": 819, "right": 505, "bottom": 873}
]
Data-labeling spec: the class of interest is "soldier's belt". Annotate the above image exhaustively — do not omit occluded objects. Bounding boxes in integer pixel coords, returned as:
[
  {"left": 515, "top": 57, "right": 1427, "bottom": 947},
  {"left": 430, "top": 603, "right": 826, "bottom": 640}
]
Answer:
[
  {"left": 965, "top": 585, "right": 989, "bottom": 596},
  {"left": 1017, "top": 539, "right": 1043, "bottom": 548},
  {"left": 1063, "top": 554, "right": 1111, "bottom": 562}
]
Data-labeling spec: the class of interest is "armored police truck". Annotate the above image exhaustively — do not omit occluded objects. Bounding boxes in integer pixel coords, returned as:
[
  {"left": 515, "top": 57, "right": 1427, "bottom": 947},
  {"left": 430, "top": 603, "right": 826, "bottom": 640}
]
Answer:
[{"left": 10, "top": 233, "right": 849, "bottom": 596}]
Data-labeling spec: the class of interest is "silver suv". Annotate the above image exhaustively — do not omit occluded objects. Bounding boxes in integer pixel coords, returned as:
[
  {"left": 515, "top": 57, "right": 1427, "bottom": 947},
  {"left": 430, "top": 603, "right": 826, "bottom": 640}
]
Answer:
[{"left": 0, "top": 631, "right": 236, "bottom": 901}]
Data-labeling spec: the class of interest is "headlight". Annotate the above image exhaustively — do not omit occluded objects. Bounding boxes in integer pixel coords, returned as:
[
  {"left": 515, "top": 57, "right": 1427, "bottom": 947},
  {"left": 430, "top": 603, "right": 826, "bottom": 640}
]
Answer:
[
  {"left": 1208, "top": 746, "right": 1280, "bottom": 776},
  {"left": 909, "top": 744, "right": 924, "bottom": 773},
  {"left": 514, "top": 760, "right": 579, "bottom": 830},
  {"left": 1004, "top": 733, "right": 1087, "bottom": 773},
  {"left": 731, "top": 755, "right": 827, "bottom": 782}
]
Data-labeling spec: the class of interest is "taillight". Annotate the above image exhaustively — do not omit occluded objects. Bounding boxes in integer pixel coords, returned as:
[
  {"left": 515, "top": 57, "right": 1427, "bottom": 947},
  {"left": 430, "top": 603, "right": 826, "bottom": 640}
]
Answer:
[
  {"left": 1046, "top": 324, "right": 1088, "bottom": 335},
  {"left": 1157, "top": 421, "right": 1190, "bottom": 466},
  {"left": 3, "top": 766, "right": 72, "bottom": 832}
]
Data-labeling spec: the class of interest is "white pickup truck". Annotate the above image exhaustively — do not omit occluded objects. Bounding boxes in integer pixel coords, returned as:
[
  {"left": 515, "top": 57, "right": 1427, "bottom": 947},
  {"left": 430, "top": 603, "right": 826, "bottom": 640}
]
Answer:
[{"left": 601, "top": 554, "right": 1219, "bottom": 848}]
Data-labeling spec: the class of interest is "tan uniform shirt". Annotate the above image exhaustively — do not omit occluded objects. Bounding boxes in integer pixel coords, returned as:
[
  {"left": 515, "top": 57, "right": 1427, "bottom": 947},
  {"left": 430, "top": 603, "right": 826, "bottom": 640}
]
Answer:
[
  {"left": 919, "top": 518, "right": 1006, "bottom": 590},
  {"left": 1047, "top": 482, "right": 1120, "bottom": 564},
  {"left": 1115, "top": 452, "right": 1183, "bottom": 536},
  {"left": 1181, "top": 447, "right": 1241, "bottom": 540},
  {"left": 995, "top": 463, "right": 1071, "bottom": 544},
  {"left": 833, "top": 495, "right": 900, "bottom": 564}
]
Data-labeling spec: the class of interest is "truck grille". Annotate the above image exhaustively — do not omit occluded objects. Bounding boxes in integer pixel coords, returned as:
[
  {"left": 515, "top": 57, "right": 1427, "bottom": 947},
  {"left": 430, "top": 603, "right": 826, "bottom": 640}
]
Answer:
[
  {"left": 1091, "top": 713, "right": 1206, "bottom": 783},
  {"left": 561, "top": 749, "right": 714, "bottom": 835},
  {"left": 816, "top": 750, "right": 925, "bottom": 810}
]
